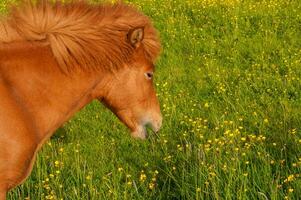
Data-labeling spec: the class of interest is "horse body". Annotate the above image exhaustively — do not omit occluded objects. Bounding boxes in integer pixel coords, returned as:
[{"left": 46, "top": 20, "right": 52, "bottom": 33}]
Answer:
[
  {"left": 0, "top": 1, "right": 162, "bottom": 199},
  {"left": 0, "top": 41, "right": 102, "bottom": 196},
  {"left": 0, "top": 42, "right": 96, "bottom": 136}
]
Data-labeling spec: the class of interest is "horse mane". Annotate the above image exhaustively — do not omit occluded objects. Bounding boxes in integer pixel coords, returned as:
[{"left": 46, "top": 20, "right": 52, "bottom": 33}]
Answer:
[{"left": 0, "top": 0, "right": 161, "bottom": 72}]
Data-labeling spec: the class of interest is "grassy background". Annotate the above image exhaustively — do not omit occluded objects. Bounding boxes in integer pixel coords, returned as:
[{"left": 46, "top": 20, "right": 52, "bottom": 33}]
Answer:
[{"left": 2, "top": 0, "right": 301, "bottom": 199}]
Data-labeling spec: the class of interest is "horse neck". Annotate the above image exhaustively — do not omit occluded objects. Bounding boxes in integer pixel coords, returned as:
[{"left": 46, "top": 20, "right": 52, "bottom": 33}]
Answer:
[{"left": 0, "top": 41, "right": 105, "bottom": 142}]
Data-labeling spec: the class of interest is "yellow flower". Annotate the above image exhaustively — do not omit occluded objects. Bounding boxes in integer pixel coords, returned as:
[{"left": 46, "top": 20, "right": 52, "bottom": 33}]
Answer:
[
  {"left": 209, "top": 172, "right": 216, "bottom": 177},
  {"left": 149, "top": 182, "right": 155, "bottom": 190},
  {"left": 285, "top": 174, "right": 295, "bottom": 182},
  {"left": 139, "top": 172, "right": 147, "bottom": 182},
  {"left": 45, "top": 195, "right": 54, "bottom": 200},
  {"left": 54, "top": 161, "right": 60, "bottom": 167}
]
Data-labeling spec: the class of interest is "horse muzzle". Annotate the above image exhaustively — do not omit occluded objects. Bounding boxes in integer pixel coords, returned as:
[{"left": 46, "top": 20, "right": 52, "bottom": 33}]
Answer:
[{"left": 131, "top": 114, "right": 162, "bottom": 139}]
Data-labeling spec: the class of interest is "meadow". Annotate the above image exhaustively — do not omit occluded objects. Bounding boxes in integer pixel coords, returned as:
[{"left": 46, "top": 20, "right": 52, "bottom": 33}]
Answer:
[{"left": 2, "top": 0, "right": 301, "bottom": 199}]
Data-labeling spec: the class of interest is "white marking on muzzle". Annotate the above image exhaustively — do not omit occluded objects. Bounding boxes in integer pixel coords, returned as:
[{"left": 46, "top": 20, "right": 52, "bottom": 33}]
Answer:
[
  {"left": 131, "top": 125, "right": 147, "bottom": 139},
  {"left": 141, "top": 114, "right": 163, "bottom": 133},
  {"left": 131, "top": 114, "right": 162, "bottom": 140}
]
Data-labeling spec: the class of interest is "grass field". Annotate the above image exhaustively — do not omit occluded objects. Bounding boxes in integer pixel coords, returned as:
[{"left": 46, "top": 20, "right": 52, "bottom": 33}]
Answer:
[{"left": 3, "top": 0, "right": 301, "bottom": 199}]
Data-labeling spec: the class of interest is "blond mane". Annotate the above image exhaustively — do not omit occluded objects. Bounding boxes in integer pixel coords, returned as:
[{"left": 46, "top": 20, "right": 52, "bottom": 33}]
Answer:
[{"left": 0, "top": 0, "right": 161, "bottom": 72}]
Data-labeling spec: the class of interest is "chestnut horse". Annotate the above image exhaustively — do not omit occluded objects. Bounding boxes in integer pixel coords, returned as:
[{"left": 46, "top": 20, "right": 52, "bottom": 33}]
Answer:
[{"left": 0, "top": 1, "right": 162, "bottom": 199}]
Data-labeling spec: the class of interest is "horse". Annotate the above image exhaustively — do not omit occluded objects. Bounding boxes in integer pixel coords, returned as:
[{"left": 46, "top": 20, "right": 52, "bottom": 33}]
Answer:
[{"left": 0, "top": 1, "right": 162, "bottom": 199}]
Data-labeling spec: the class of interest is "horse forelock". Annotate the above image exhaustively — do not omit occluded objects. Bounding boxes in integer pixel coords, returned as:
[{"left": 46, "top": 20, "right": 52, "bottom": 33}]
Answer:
[{"left": 0, "top": 0, "right": 161, "bottom": 73}]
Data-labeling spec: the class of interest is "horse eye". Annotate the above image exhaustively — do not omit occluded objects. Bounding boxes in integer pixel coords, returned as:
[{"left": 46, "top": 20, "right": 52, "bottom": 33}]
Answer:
[{"left": 144, "top": 72, "right": 153, "bottom": 79}]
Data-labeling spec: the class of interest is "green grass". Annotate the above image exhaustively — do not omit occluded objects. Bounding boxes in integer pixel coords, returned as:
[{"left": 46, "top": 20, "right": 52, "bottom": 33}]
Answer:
[{"left": 3, "top": 0, "right": 301, "bottom": 199}]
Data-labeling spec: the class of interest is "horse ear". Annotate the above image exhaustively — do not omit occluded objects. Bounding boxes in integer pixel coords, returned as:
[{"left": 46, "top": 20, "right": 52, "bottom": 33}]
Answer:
[{"left": 128, "top": 27, "right": 144, "bottom": 48}]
